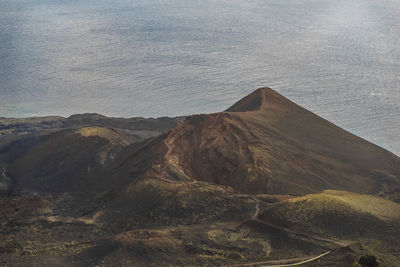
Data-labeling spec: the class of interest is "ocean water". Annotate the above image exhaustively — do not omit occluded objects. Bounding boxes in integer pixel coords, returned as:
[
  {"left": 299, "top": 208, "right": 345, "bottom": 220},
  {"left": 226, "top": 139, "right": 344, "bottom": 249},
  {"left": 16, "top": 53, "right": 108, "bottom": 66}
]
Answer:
[{"left": 0, "top": 0, "right": 399, "bottom": 155}]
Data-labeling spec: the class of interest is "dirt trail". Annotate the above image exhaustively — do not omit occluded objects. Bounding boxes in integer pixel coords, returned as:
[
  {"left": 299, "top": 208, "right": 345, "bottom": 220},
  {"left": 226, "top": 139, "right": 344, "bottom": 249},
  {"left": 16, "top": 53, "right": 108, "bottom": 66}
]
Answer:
[
  {"left": 223, "top": 197, "right": 352, "bottom": 267},
  {"left": 260, "top": 251, "right": 331, "bottom": 266},
  {"left": 252, "top": 199, "right": 260, "bottom": 219},
  {"left": 223, "top": 251, "right": 331, "bottom": 267},
  {"left": 244, "top": 195, "right": 352, "bottom": 247}
]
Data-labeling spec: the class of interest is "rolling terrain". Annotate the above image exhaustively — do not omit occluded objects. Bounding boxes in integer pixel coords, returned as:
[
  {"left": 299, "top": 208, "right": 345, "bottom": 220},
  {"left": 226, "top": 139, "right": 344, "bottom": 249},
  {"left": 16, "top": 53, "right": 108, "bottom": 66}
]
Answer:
[
  {"left": 1, "top": 88, "right": 399, "bottom": 266},
  {"left": 0, "top": 114, "right": 184, "bottom": 193}
]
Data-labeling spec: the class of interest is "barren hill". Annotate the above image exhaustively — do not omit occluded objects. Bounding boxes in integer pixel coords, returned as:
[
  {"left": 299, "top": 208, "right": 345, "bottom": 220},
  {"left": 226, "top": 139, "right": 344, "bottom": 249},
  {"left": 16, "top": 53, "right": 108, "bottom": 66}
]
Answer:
[{"left": 115, "top": 87, "right": 400, "bottom": 200}]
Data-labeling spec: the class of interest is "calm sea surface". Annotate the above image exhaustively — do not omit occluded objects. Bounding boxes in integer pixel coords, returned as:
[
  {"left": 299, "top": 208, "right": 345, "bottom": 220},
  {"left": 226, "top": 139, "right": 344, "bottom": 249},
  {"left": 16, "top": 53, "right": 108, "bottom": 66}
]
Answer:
[{"left": 0, "top": 0, "right": 399, "bottom": 154}]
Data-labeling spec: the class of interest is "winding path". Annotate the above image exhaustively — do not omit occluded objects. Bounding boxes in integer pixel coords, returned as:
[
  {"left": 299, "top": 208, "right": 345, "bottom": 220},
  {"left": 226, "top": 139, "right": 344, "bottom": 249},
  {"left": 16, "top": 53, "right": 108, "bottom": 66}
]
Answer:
[
  {"left": 224, "top": 251, "right": 331, "bottom": 267},
  {"left": 261, "top": 251, "right": 331, "bottom": 267}
]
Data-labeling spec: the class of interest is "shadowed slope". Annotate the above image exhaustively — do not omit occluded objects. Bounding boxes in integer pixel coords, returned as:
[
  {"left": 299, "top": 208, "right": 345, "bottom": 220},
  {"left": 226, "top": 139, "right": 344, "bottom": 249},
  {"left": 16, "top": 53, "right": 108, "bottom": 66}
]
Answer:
[{"left": 3, "top": 128, "right": 131, "bottom": 192}]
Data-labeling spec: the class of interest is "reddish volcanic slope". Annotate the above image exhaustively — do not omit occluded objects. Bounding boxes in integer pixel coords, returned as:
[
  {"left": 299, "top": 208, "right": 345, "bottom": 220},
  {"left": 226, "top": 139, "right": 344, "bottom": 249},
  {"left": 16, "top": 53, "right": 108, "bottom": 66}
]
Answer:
[{"left": 117, "top": 87, "right": 400, "bottom": 200}]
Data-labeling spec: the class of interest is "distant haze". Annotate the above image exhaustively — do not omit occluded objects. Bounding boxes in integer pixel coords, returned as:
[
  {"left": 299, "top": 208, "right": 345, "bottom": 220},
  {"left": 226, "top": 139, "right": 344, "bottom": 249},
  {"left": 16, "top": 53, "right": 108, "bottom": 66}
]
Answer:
[{"left": 0, "top": 0, "right": 399, "bottom": 155}]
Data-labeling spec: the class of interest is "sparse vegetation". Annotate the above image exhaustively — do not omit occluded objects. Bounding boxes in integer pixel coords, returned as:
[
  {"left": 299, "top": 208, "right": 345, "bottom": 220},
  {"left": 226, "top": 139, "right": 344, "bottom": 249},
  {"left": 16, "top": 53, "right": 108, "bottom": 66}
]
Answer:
[{"left": 1, "top": 88, "right": 399, "bottom": 266}]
